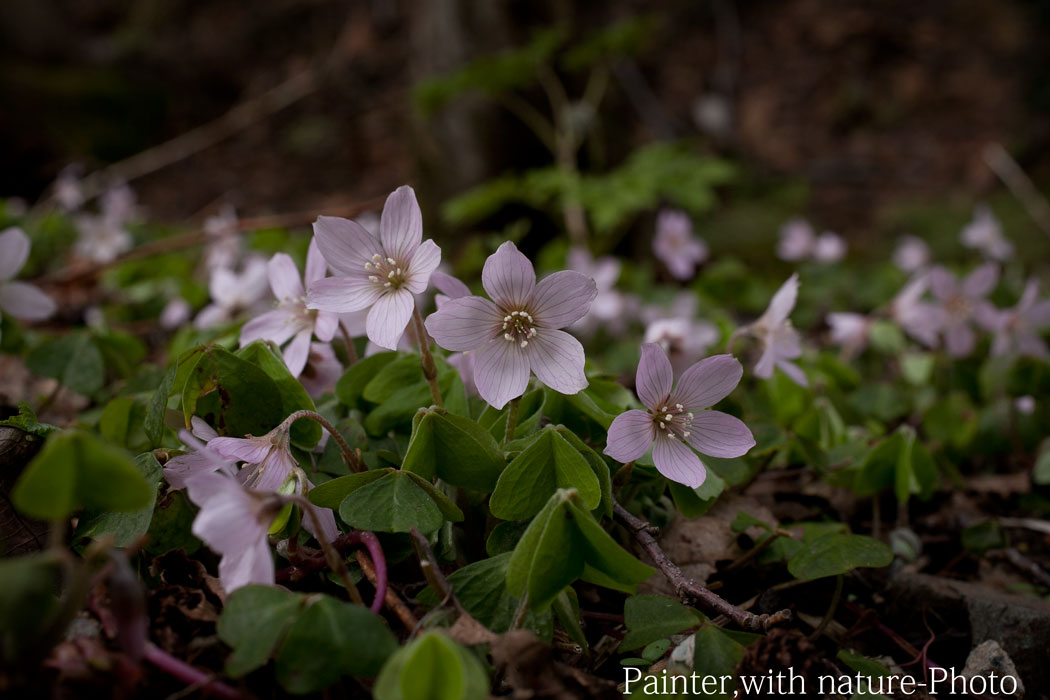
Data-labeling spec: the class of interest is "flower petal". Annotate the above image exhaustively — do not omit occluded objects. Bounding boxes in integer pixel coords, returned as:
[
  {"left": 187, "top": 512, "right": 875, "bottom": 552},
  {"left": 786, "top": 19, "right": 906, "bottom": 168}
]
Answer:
[
  {"left": 529, "top": 270, "right": 597, "bottom": 329},
  {"left": 482, "top": 241, "right": 535, "bottom": 309},
  {"left": 963, "top": 262, "right": 999, "bottom": 299},
  {"left": 758, "top": 274, "right": 799, "bottom": 328},
  {"left": 365, "top": 289, "right": 414, "bottom": 350},
  {"left": 431, "top": 271, "right": 470, "bottom": 300},
  {"left": 0, "top": 281, "right": 55, "bottom": 321},
  {"left": 651, "top": 435, "right": 707, "bottom": 488},
  {"left": 313, "top": 310, "right": 338, "bottom": 342},
  {"left": 670, "top": 354, "right": 743, "bottom": 411},
  {"left": 945, "top": 322, "right": 975, "bottom": 357},
  {"left": 267, "top": 253, "right": 303, "bottom": 302},
  {"left": 424, "top": 295, "right": 503, "bottom": 351},
  {"left": 307, "top": 275, "right": 382, "bottom": 313},
  {"left": 219, "top": 537, "right": 275, "bottom": 592},
  {"left": 927, "top": 267, "right": 958, "bottom": 301},
  {"left": 304, "top": 237, "right": 328, "bottom": 285},
  {"left": 0, "top": 227, "right": 30, "bottom": 281},
  {"left": 208, "top": 436, "right": 273, "bottom": 464},
  {"left": 604, "top": 409, "right": 655, "bottom": 463},
  {"left": 312, "top": 216, "right": 383, "bottom": 276},
  {"left": 379, "top": 185, "right": 423, "bottom": 262},
  {"left": 472, "top": 336, "right": 530, "bottom": 409},
  {"left": 776, "top": 359, "right": 809, "bottom": 387},
  {"left": 525, "top": 329, "right": 587, "bottom": 396},
  {"left": 683, "top": 410, "right": 755, "bottom": 458},
  {"left": 404, "top": 239, "right": 441, "bottom": 294},
  {"left": 283, "top": 329, "right": 313, "bottom": 377},
  {"left": 240, "top": 309, "right": 299, "bottom": 347},
  {"left": 635, "top": 343, "right": 673, "bottom": 410}
]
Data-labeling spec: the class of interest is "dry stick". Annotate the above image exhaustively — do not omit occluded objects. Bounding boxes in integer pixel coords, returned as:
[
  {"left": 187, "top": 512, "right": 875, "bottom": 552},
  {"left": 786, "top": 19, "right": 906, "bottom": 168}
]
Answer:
[
  {"left": 143, "top": 642, "right": 242, "bottom": 700},
  {"left": 355, "top": 549, "right": 419, "bottom": 632},
  {"left": 999, "top": 547, "right": 1050, "bottom": 589},
  {"left": 612, "top": 502, "right": 791, "bottom": 632},
  {"left": 409, "top": 528, "right": 463, "bottom": 614},
  {"left": 983, "top": 142, "right": 1050, "bottom": 238},
  {"left": 280, "top": 410, "right": 363, "bottom": 473},
  {"left": 411, "top": 306, "right": 443, "bottom": 408}
]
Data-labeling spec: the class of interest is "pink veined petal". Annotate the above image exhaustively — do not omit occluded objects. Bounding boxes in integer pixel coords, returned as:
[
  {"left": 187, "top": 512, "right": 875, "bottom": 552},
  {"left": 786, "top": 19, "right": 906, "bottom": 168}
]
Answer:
[
  {"left": 242, "top": 448, "right": 297, "bottom": 492},
  {"left": 927, "top": 267, "right": 958, "bottom": 301},
  {"left": 482, "top": 241, "right": 535, "bottom": 309},
  {"left": 219, "top": 535, "right": 275, "bottom": 592},
  {"left": 0, "top": 227, "right": 30, "bottom": 281},
  {"left": 963, "top": 262, "right": 999, "bottom": 299},
  {"left": 365, "top": 289, "right": 415, "bottom": 350},
  {"left": 447, "top": 351, "right": 477, "bottom": 397},
  {"left": 313, "top": 310, "right": 338, "bottom": 342},
  {"left": 944, "top": 322, "right": 975, "bottom": 357},
  {"left": 776, "top": 359, "right": 809, "bottom": 388},
  {"left": 339, "top": 309, "right": 368, "bottom": 337},
  {"left": 529, "top": 270, "right": 597, "bottom": 329},
  {"left": 762, "top": 274, "right": 799, "bottom": 327},
  {"left": 404, "top": 239, "right": 441, "bottom": 294},
  {"left": 312, "top": 216, "right": 383, "bottom": 276},
  {"left": 0, "top": 281, "right": 56, "bottom": 321},
  {"left": 379, "top": 185, "right": 424, "bottom": 263},
  {"left": 670, "top": 354, "right": 743, "bottom": 411},
  {"left": 240, "top": 309, "right": 300, "bottom": 347},
  {"left": 306, "top": 275, "right": 383, "bottom": 313},
  {"left": 431, "top": 271, "right": 470, "bottom": 300},
  {"left": 471, "top": 336, "right": 530, "bottom": 410},
  {"left": 305, "top": 237, "right": 328, "bottom": 285},
  {"left": 635, "top": 343, "right": 673, "bottom": 410},
  {"left": 683, "top": 410, "right": 755, "bottom": 458},
  {"left": 651, "top": 435, "right": 707, "bottom": 488},
  {"left": 283, "top": 328, "right": 313, "bottom": 377},
  {"left": 208, "top": 436, "right": 273, "bottom": 464},
  {"left": 302, "top": 481, "right": 339, "bottom": 543},
  {"left": 424, "top": 295, "right": 504, "bottom": 351},
  {"left": 604, "top": 409, "right": 656, "bottom": 463},
  {"left": 190, "top": 416, "right": 219, "bottom": 442},
  {"left": 267, "top": 253, "right": 304, "bottom": 302},
  {"left": 524, "top": 328, "right": 588, "bottom": 396},
  {"left": 753, "top": 342, "right": 776, "bottom": 379}
]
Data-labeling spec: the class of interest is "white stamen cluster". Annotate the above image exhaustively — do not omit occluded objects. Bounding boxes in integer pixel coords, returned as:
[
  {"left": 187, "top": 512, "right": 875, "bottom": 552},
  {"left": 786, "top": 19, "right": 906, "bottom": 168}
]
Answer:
[
  {"left": 501, "top": 309, "right": 538, "bottom": 348},
  {"left": 364, "top": 253, "right": 406, "bottom": 290},
  {"left": 653, "top": 402, "right": 694, "bottom": 441}
]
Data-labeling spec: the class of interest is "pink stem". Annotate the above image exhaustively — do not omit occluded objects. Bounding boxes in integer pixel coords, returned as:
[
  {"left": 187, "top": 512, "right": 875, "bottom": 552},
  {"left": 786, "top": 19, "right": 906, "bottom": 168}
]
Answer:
[
  {"left": 355, "top": 531, "right": 387, "bottom": 614},
  {"left": 143, "top": 642, "right": 241, "bottom": 700}
]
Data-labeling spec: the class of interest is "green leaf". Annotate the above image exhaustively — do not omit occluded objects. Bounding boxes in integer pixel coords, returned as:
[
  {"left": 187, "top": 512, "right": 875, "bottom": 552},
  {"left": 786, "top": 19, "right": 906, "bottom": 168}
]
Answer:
[
  {"left": 787, "top": 533, "right": 893, "bottom": 580},
  {"left": 552, "top": 589, "right": 588, "bottom": 653},
  {"left": 13, "top": 431, "right": 153, "bottom": 520},
  {"left": 145, "top": 490, "right": 201, "bottom": 555},
  {"left": 218, "top": 586, "right": 307, "bottom": 678},
  {"left": 275, "top": 596, "right": 398, "bottom": 693},
  {"left": 619, "top": 595, "right": 700, "bottom": 652},
  {"left": 402, "top": 409, "right": 505, "bottom": 491},
  {"left": 554, "top": 426, "right": 613, "bottom": 517},
  {"left": 0, "top": 403, "right": 58, "bottom": 437},
  {"left": 668, "top": 471, "right": 726, "bottom": 518},
  {"left": 836, "top": 649, "right": 893, "bottom": 678},
  {"left": 338, "top": 471, "right": 461, "bottom": 534},
  {"left": 0, "top": 552, "right": 62, "bottom": 665},
  {"left": 335, "top": 352, "right": 398, "bottom": 409},
  {"left": 308, "top": 469, "right": 392, "bottom": 509},
  {"left": 692, "top": 623, "right": 746, "bottom": 698},
  {"left": 961, "top": 520, "right": 1007, "bottom": 555},
  {"left": 236, "top": 341, "right": 321, "bottom": 449},
  {"left": 73, "top": 453, "right": 162, "bottom": 546},
  {"left": 26, "top": 332, "right": 104, "bottom": 395},
  {"left": 489, "top": 428, "right": 600, "bottom": 520},
  {"left": 145, "top": 360, "right": 178, "bottom": 447},
  {"left": 181, "top": 346, "right": 284, "bottom": 439},
  {"left": 373, "top": 631, "right": 489, "bottom": 700}
]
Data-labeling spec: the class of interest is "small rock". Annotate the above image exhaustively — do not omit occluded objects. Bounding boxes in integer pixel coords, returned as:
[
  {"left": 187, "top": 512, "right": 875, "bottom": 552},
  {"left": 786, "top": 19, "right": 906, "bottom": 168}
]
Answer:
[{"left": 961, "top": 640, "right": 1024, "bottom": 699}]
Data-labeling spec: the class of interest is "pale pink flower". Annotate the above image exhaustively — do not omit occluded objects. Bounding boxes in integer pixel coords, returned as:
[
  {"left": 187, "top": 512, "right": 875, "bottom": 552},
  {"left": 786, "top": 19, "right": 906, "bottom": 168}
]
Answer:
[
  {"left": 298, "top": 342, "right": 344, "bottom": 398},
  {"left": 928, "top": 263, "right": 999, "bottom": 357},
  {"left": 983, "top": 279, "right": 1050, "bottom": 358},
  {"left": 193, "top": 257, "right": 270, "bottom": 329},
  {"left": 644, "top": 317, "right": 720, "bottom": 375},
  {"left": 240, "top": 240, "right": 338, "bottom": 377},
  {"left": 776, "top": 218, "right": 815, "bottom": 262},
  {"left": 53, "top": 166, "right": 84, "bottom": 211},
  {"left": 73, "top": 184, "right": 136, "bottom": 264},
  {"left": 604, "top": 344, "right": 754, "bottom": 488},
  {"left": 653, "top": 210, "right": 708, "bottom": 280},
  {"left": 202, "top": 204, "right": 241, "bottom": 272},
  {"left": 424, "top": 241, "right": 596, "bottom": 409},
  {"left": 748, "top": 274, "right": 807, "bottom": 387},
  {"left": 892, "top": 236, "right": 931, "bottom": 272},
  {"left": 159, "top": 298, "right": 191, "bottom": 330},
  {"left": 567, "top": 247, "right": 628, "bottom": 336},
  {"left": 186, "top": 473, "right": 281, "bottom": 592},
  {"left": 1015, "top": 395, "right": 1036, "bottom": 415},
  {"left": 307, "top": 185, "right": 441, "bottom": 350},
  {"left": 960, "top": 205, "right": 1013, "bottom": 261},
  {"left": 889, "top": 275, "right": 944, "bottom": 348},
  {"left": 826, "top": 312, "right": 870, "bottom": 357},
  {"left": 163, "top": 418, "right": 237, "bottom": 490},
  {"left": 0, "top": 227, "right": 56, "bottom": 340},
  {"left": 812, "top": 232, "right": 846, "bottom": 263},
  {"left": 431, "top": 271, "right": 476, "bottom": 395}
]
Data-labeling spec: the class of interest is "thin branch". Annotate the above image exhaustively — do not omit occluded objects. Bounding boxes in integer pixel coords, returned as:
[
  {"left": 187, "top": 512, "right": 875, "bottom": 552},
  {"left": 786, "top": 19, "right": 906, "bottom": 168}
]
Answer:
[
  {"left": 355, "top": 549, "right": 418, "bottom": 631},
  {"left": 983, "top": 142, "right": 1050, "bottom": 238},
  {"left": 289, "top": 496, "right": 364, "bottom": 606},
  {"left": 612, "top": 501, "right": 791, "bottom": 632},
  {"left": 998, "top": 547, "right": 1050, "bottom": 589},
  {"left": 143, "top": 642, "right": 242, "bottom": 700}
]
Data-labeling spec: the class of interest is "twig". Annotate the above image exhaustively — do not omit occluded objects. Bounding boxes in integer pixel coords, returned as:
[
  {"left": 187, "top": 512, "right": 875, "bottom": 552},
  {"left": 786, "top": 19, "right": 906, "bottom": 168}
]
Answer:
[
  {"left": 274, "top": 531, "right": 385, "bottom": 613},
  {"left": 809, "top": 574, "right": 843, "bottom": 640},
  {"left": 409, "top": 528, "right": 462, "bottom": 613},
  {"left": 354, "top": 549, "right": 418, "bottom": 631},
  {"left": 983, "top": 142, "right": 1050, "bottom": 238},
  {"left": 143, "top": 642, "right": 241, "bottom": 700},
  {"left": 612, "top": 501, "right": 791, "bottom": 631},
  {"left": 998, "top": 547, "right": 1050, "bottom": 589}
]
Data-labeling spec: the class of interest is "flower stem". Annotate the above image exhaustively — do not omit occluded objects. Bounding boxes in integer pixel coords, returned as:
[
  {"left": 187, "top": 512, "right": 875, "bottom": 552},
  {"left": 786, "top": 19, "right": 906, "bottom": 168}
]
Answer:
[
  {"left": 143, "top": 642, "right": 242, "bottom": 700},
  {"left": 809, "top": 573, "right": 843, "bottom": 640},
  {"left": 279, "top": 410, "right": 363, "bottom": 473},
  {"left": 411, "top": 305, "right": 443, "bottom": 408},
  {"left": 339, "top": 323, "right": 359, "bottom": 365},
  {"left": 290, "top": 495, "right": 364, "bottom": 606},
  {"left": 503, "top": 396, "right": 521, "bottom": 446},
  {"left": 356, "top": 531, "right": 388, "bottom": 615}
]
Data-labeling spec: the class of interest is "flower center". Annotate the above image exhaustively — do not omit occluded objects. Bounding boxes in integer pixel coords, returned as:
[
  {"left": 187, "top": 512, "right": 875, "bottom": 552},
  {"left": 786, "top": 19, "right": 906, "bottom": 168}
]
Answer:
[
  {"left": 945, "top": 294, "right": 970, "bottom": 320},
  {"left": 364, "top": 253, "right": 407, "bottom": 290},
  {"left": 501, "top": 309, "right": 537, "bottom": 348},
  {"left": 650, "top": 403, "right": 694, "bottom": 441}
]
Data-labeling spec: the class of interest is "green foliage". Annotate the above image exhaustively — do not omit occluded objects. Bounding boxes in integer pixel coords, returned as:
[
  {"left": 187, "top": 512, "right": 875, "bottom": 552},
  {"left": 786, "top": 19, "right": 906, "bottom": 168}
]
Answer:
[
  {"left": 179, "top": 345, "right": 285, "bottom": 439},
  {"left": 402, "top": 408, "right": 505, "bottom": 491},
  {"left": 787, "top": 532, "right": 893, "bottom": 580},
  {"left": 25, "top": 332, "right": 105, "bottom": 395},
  {"left": 72, "top": 453, "right": 162, "bottom": 546},
  {"left": 0, "top": 403, "right": 58, "bottom": 437},
  {"left": 0, "top": 552, "right": 62, "bottom": 666},
  {"left": 618, "top": 594, "right": 701, "bottom": 652},
  {"left": 374, "top": 631, "right": 489, "bottom": 700}
]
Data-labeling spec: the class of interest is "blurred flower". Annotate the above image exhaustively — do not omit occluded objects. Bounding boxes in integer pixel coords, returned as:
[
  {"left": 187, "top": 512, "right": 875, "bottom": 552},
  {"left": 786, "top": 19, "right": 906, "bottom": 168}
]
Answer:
[
  {"left": 240, "top": 240, "right": 338, "bottom": 377},
  {"left": 889, "top": 274, "right": 944, "bottom": 347},
  {"left": 567, "top": 246, "right": 628, "bottom": 335},
  {"left": 813, "top": 232, "right": 847, "bottom": 263},
  {"left": 162, "top": 417, "right": 237, "bottom": 490},
  {"left": 202, "top": 205, "right": 242, "bottom": 272},
  {"left": 826, "top": 312, "right": 871, "bottom": 357},
  {"left": 298, "top": 342, "right": 344, "bottom": 398},
  {"left": 0, "top": 227, "right": 56, "bottom": 340},
  {"left": 644, "top": 317, "right": 720, "bottom": 374},
  {"left": 960, "top": 204, "right": 1013, "bottom": 261},
  {"left": 984, "top": 279, "right": 1050, "bottom": 358},
  {"left": 928, "top": 263, "right": 999, "bottom": 357},
  {"left": 1015, "top": 395, "right": 1036, "bottom": 415},
  {"left": 425, "top": 241, "right": 596, "bottom": 409},
  {"left": 604, "top": 344, "right": 754, "bottom": 488},
  {"left": 186, "top": 473, "right": 281, "bottom": 592},
  {"left": 53, "top": 166, "right": 84, "bottom": 211},
  {"left": 892, "top": 235, "right": 931, "bottom": 272},
  {"left": 307, "top": 186, "right": 441, "bottom": 350},
  {"left": 653, "top": 210, "right": 708, "bottom": 280},
  {"left": 159, "top": 298, "right": 191, "bottom": 330},
  {"left": 194, "top": 256, "right": 270, "bottom": 329},
  {"left": 776, "top": 218, "right": 815, "bottom": 262},
  {"left": 747, "top": 273, "right": 807, "bottom": 387},
  {"left": 74, "top": 183, "right": 136, "bottom": 264}
]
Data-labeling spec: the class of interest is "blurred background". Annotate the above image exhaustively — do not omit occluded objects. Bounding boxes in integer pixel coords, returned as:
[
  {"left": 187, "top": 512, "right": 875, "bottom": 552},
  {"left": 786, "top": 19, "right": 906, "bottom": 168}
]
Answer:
[{"left": 3, "top": 0, "right": 1050, "bottom": 262}]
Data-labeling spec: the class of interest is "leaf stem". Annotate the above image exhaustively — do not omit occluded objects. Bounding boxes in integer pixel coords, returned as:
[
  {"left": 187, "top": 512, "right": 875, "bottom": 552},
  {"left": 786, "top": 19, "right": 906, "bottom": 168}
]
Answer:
[
  {"left": 354, "top": 548, "right": 419, "bottom": 631},
  {"left": 411, "top": 305, "right": 443, "bottom": 408},
  {"left": 809, "top": 574, "right": 843, "bottom": 640},
  {"left": 279, "top": 410, "right": 363, "bottom": 473},
  {"left": 289, "top": 495, "right": 364, "bottom": 606},
  {"left": 503, "top": 396, "right": 521, "bottom": 446},
  {"left": 143, "top": 642, "right": 242, "bottom": 700}
]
